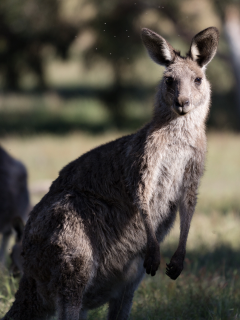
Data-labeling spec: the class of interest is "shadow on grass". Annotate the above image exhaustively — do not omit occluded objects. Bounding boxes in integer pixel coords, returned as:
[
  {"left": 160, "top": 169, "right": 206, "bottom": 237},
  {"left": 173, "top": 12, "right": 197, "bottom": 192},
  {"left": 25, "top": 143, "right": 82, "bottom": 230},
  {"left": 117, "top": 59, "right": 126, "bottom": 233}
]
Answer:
[
  {"left": 0, "top": 111, "right": 151, "bottom": 135},
  {"left": 0, "top": 87, "right": 239, "bottom": 136},
  {"left": 162, "top": 244, "right": 240, "bottom": 276},
  {"left": 88, "top": 244, "right": 240, "bottom": 320},
  {"left": 0, "top": 111, "right": 111, "bottom": 135},
  {"left": 130, "top": 244, "right": 240, "bottom": 319},
  {"left": 0, "top": 85, "right": 154, "bottom": 135},
  {"left": 209, "top": 91, "right": 239, "bottom": 131}
]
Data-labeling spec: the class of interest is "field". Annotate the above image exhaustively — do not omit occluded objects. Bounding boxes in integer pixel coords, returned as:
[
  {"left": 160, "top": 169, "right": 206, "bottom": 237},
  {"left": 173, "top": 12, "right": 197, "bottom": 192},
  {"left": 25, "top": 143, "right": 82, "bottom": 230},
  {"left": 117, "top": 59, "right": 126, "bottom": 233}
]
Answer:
[{"left": 1, "top": 131, "right": 240, "bottom": 319}]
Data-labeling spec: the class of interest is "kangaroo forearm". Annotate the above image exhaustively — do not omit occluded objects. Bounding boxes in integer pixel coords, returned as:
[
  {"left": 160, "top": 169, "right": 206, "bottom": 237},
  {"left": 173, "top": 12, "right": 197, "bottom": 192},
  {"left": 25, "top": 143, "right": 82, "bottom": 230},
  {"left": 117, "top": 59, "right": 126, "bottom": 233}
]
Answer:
[
  {"left": 140, "top": 209, "right": 160, "bottom": 276},
  {"left": 178, "top": 215, "right": 192, "bottom": 254},
  {"left": 140, "top": 209, "right": 157, "bottom": 244},
  {"left": 178, "top": 185, "right": 198, "bottom": 250},
  {"left": 166, "top": 181, "right": 198, "bottom": 280}
]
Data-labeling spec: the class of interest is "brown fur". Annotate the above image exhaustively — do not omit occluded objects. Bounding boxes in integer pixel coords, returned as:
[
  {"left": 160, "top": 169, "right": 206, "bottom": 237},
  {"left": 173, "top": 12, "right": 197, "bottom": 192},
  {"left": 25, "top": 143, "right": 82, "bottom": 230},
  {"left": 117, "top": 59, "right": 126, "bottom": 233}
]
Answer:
[
  {"left": 0, "top": 146, "right": 30, "bottom": 267},
  {"left": 2, "top": 27, "right": 219, "bottom": 320}
]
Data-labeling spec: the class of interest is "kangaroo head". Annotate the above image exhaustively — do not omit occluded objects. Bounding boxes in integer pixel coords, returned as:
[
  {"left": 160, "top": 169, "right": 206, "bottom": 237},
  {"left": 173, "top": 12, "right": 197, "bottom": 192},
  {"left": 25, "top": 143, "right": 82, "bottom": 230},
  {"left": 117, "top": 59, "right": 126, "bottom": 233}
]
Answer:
[{"left": 142, "top": 27, "right": 219, "bottom": 117}]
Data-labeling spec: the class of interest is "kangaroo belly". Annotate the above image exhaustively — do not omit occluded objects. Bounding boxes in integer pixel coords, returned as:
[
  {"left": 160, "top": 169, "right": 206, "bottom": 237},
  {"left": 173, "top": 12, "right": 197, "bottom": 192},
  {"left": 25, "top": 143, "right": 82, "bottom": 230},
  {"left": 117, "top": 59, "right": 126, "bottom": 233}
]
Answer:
[
  {"left": 150, "top": 147, "right": 191, "bottom": 239},
  {"left": 82, "top": 255, "right": 145, "bottom": 310}
]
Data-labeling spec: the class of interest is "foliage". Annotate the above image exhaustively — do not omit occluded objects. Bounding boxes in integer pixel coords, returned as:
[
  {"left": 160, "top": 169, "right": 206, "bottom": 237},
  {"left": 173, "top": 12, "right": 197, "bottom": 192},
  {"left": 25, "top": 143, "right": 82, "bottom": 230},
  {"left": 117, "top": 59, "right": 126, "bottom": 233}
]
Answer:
[{"left": 0, "top": 0, "right": 77, "bottom": 89}]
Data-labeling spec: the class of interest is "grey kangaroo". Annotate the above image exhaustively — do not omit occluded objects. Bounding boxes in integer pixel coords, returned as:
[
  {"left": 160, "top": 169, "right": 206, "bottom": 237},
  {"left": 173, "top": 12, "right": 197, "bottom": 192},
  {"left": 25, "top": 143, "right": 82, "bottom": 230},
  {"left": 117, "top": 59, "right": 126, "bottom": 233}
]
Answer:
[
  {"left": 10, "top": 216, "right": 26, "bottom": 276},
  {"left": 0, "top": 146, "right": 30, "bottom": 267},
  {"left": 2, "top": 26, "right": 219, "bottom": 320}
]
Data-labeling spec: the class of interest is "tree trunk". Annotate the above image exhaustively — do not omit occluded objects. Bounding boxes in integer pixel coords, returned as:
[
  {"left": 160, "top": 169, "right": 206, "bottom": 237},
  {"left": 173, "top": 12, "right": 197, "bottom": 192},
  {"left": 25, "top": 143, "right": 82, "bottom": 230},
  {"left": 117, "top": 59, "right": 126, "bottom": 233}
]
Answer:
[{"left": 224, "top": 4, "right": 240, "bottom": 128}]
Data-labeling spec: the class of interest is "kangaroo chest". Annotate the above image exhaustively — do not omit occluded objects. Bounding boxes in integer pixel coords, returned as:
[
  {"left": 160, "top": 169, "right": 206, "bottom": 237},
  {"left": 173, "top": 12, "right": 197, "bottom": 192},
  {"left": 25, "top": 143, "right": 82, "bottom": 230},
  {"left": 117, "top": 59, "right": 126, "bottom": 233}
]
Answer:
[{"left": 148, "top": 140, "right": 193, "bottom": 219}]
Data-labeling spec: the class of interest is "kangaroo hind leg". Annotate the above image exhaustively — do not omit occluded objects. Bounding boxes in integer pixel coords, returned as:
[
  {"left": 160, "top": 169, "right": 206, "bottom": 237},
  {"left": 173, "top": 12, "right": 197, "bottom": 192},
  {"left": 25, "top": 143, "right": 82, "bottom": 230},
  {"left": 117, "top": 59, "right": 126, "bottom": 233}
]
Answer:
[
  {"left": 57, "top": 293, "right": 83, "bottom": 320},
  {"left": 2, "top": 275, "right": 54, "bottom": 320},
  {"left": 0, "top": 230, "right": 11, "bottom": 266}
]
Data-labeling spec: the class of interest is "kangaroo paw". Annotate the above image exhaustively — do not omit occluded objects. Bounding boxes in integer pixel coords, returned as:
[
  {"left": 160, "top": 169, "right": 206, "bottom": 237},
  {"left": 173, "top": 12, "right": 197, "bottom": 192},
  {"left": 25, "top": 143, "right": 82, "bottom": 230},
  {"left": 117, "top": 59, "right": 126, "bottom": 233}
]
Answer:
[{"left": 143, "top": 244, "right": 160, "bottom": 276}]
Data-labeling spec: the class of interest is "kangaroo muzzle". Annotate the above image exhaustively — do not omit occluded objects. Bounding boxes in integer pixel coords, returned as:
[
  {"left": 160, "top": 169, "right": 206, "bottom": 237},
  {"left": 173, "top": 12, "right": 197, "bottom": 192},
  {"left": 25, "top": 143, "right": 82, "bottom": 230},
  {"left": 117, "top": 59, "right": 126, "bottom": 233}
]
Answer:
[{"left": 173, "top": 98, "right": 191, "bottom": 115}]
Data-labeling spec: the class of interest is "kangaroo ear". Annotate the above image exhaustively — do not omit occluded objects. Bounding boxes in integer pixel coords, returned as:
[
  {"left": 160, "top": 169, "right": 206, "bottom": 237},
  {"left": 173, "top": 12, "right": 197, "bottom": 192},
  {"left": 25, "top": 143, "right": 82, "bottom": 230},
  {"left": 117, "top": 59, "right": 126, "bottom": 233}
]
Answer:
[
  {"left": 189, "top": 27, "right": 219, "bottom": 68},
  {"left": 141, "top": 28, "right": 175, "bottom": 67}
]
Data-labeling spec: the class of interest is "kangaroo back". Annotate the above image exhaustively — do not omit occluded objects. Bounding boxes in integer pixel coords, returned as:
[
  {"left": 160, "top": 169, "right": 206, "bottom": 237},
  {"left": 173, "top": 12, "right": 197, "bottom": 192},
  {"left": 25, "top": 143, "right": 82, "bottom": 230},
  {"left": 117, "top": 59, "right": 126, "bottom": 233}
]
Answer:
[{"left": 0, "top": 146, "right": 30, "bottom": 266}]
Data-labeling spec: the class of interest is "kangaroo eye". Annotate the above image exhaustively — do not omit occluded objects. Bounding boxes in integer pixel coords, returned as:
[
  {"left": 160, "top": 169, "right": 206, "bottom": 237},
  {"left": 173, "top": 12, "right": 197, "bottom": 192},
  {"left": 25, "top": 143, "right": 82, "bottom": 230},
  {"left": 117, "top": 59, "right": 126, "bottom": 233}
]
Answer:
[
  {"left": 194, "top": 77, "right": 202, "bottom": 84},
  {"left": 165, "top": 77, "right": 173, "bottom": 85}
]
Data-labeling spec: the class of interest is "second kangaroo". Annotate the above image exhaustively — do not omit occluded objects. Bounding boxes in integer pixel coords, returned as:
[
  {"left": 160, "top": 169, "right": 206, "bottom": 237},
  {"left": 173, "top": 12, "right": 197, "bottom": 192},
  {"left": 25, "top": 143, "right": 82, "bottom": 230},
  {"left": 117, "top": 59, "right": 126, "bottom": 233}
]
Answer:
[{"left": 3, "top": 26, "right": 219, "bottom": 320}]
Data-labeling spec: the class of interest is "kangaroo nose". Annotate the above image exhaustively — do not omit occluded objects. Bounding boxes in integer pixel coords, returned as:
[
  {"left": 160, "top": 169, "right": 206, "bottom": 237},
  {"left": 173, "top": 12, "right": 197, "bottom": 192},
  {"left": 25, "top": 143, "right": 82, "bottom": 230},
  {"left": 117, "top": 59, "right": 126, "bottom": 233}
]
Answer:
[
  {"left": 174, "top": 98, "right": 190, "bottom": 115},
  {"left": 175, "top": 98, "right": 189, "bottom": 108}
]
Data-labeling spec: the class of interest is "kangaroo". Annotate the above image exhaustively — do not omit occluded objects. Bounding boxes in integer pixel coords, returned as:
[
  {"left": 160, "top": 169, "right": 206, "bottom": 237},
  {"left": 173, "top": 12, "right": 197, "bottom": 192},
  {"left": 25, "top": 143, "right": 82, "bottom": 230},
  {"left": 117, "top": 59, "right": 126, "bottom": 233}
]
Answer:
[
  {"left": 10, "top": 216, "right": 26, "bottom": 277},
  {"left": 2, "top": 26, "right": 219, "bottom": 320},
  {"left": 0, "top": 146, "right": 30, "bottom": 267}
]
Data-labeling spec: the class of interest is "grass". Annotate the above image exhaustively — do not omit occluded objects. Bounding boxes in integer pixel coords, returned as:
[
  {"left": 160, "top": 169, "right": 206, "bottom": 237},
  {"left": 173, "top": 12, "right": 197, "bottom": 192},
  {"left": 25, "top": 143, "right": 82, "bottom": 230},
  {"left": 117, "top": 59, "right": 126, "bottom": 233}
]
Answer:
[
  {"left": 0, "top": 271, "right": 18, "bottom": 317},
  {"left": 0, "top": 131, "right": 240, "bottom": 319},
  {"left": 199, "top": 133, "right": 240, "bottom": 214}
]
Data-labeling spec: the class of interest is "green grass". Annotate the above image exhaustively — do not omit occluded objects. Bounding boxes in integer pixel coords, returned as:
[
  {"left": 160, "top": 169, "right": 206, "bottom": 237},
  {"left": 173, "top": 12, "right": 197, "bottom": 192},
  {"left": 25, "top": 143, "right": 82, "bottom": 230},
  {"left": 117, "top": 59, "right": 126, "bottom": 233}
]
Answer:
[
  {"left": 0, "top": 270, "right": 19, "bottom": 317},
  {"left": 0, "top": 132, "right": 240, "bottom": 319}
]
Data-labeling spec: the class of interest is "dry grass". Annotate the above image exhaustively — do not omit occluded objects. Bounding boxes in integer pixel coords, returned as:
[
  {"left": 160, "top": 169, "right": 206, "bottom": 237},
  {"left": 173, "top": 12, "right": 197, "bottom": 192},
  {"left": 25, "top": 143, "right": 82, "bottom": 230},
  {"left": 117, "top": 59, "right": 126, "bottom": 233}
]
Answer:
[
  {"left": 0, "top": 131, "right": 123, "bottom": 203},
  {"left": 199, "top": 133, "right": 240, "bottom": 213}
]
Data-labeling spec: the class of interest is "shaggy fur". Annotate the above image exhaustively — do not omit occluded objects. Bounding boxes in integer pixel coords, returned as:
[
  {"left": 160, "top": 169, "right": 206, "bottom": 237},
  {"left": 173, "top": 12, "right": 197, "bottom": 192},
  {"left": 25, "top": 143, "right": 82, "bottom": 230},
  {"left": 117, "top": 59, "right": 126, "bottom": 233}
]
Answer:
[
  {"left": 2, "top": 26, "right": 219, "bottom": 320},
  {"left": 0, "top": 146, "right": 30, "bottom": 266}
]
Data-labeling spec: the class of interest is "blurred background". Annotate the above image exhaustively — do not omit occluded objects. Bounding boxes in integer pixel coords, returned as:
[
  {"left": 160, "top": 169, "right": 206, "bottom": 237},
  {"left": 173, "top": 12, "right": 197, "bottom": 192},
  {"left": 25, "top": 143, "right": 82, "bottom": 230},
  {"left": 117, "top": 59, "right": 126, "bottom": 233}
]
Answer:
[
  {"left": 0, "top": 0, "right": 240, "bottom": 132},
  {"left": 1, "top": 0, "right": 240, "bottom": 319}
]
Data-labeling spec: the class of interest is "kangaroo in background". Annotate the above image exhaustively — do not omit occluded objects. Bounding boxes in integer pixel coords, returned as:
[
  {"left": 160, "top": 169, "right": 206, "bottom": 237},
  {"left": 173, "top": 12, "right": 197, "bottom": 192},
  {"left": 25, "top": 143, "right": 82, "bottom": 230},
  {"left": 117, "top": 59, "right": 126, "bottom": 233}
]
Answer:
[
  {"left": 2, "top": 26, "right": 219, "bottom": 320},
  {"left": 10, "top": 216, "right": 26, "bottom": 277},
  {"left": 0, "top": 146, "right": 30, "bottom": 267}
]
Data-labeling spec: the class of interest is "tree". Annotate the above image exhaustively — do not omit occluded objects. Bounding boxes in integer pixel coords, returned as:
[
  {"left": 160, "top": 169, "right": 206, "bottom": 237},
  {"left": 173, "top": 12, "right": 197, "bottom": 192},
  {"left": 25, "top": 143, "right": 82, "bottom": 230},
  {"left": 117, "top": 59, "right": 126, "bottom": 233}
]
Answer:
[
  {"left": 81, "top": 0, "right": 149, "bottom": 126},
  {"left": 0, "top": 0, "right": 77, "bottom": 89},
  {"left": 213, "top": 0, "right": 240, "bottom": 128}
]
